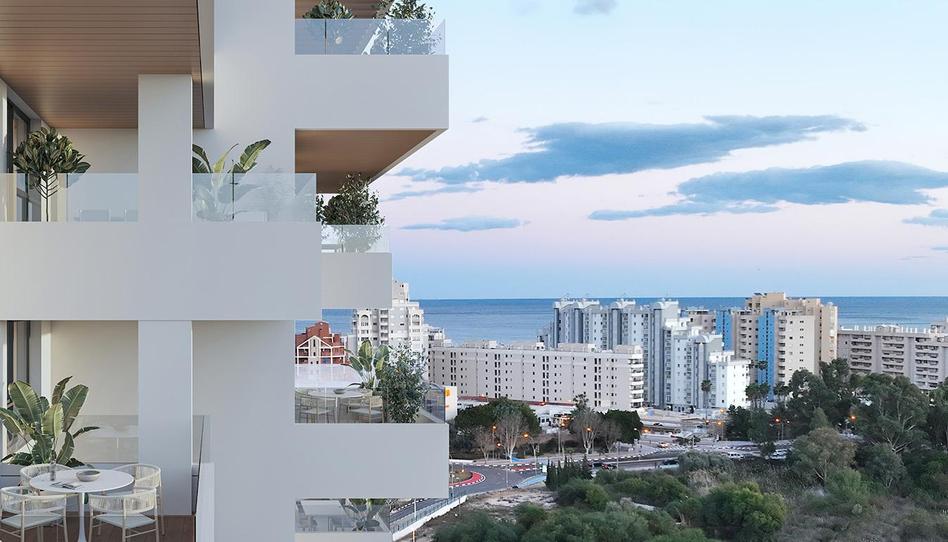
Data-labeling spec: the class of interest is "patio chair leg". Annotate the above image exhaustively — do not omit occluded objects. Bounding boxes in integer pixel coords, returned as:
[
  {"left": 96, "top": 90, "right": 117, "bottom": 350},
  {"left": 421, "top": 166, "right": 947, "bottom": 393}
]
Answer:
[
  {"left": 38, "top": 525, "right": 44, "bottom": 542},
  {"left": 160, "top": 488, "right": 166, "bottom": 534}
]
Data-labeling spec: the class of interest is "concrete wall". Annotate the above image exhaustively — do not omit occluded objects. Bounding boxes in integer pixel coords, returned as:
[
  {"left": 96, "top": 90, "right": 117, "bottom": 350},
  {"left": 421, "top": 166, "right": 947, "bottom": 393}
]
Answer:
[
  {"left": 50, "top": 321, "right": 138, "bottom": 415},
  {"left": 0, "top": 222, "right": 322, "bottom": 321},
  {"left": 321, "top": 253, "right": 393, "bottom": 309},
  {"left": 58, "top": 129, "right": 138, "bottom": 173}
]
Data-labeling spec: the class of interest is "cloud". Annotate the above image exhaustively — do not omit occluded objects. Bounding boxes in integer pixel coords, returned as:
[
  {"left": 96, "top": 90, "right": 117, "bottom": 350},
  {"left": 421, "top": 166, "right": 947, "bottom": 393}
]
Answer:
[
  {"left": 471, "top": 116, "right": 489, "bottom": 123},
  {"left": 402, "top": 116, "right": 864, "bottom": 185},
  {"left": 403, "top": 216, "right": 525, "bottom": 232},
  {"left": 574, "top": 0, "right": 617, "bottom": 15},
  {"left": 905, "top": 209, "right": 948, "bottom": 228},
  {"left": 590, "top": 161, "right": 948, "bottom": 220},
  {"left": 386, "top": 184, "right": 482, "bottom": 201},
  {"left": 934, "top": 246, "right": 948, "bottom": 252}
]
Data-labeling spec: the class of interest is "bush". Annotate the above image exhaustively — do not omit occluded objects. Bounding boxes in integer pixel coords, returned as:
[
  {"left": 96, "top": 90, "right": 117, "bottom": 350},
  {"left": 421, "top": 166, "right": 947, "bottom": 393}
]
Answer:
[
  {"left": 900, "top": 509, "right": 948, "bottom": 541},
  {"left": 521, "top": 508, "right": 655, "bottom": 542},
  {"left": 650, "top": 529, "right": 714, "bottom": 542},
  {"left": 904, "top": 449, "right": 948, "bottom": 504},
  {"left": 433, "top": 512, "right": 519, "bottom": 542},
  {"left": 556, "top": 479, "right": 610, "bottom": 511},
  {"left": 514, "top": 503, "right": 547, "bottom": 530},
  {"left": 825, "top": 468, "right": 871, "bottom": 515},
  {"left": 678, "top": 451, "right": 733, "bottom": 475},
  {"left": 682, "top": 482, "right": 786, "bottom": 541},
  {"left": 608, "top": 472, "right": 691, "bottom": 508},
  {"left": 546, "top": 456, "right": 592, "bottom": 490},
  {"left": 857, "top": 443, "right": 905, "bottom": 489}
]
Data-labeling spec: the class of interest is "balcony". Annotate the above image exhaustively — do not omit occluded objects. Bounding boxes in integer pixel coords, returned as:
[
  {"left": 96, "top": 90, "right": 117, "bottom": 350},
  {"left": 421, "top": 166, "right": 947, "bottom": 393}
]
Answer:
[
  {"left": 1, "top": 173, "right": 138, "bottom": 223},
  {"left": 295, "top": 19, "right": 445, "bottom": 55},
  {"left": 192, "top": 173, "right": 316, "bottom": 222}
]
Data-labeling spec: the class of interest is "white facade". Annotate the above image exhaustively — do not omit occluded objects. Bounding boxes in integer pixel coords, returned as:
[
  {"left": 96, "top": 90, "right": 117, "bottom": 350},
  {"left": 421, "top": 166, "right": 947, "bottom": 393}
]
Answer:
[
  {"left": 707, "top": 352, "right": 751, "bottom": 409},
  {"left": 429, "top": 342, "right": 645, "bottom": 411},
  {"left": 838, "top": 320, "right": 948, "bottom": 390},
  {"left": 0, "top": 3, "right": 449, "bottom": 541},
  {"left": 353, "top": 280, "right": 430, "bottom": 356}
]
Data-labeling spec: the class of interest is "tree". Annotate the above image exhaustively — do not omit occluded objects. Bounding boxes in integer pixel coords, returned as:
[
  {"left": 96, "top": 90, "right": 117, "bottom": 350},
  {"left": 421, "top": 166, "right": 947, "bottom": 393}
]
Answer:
[
  {"left": 377, "top": 346, "right": 428, "bottom": 423},
  {"left": 825, "top": 468, "right": 870, "bottom": 515},
  {"left": 684, "top": 482, "right": 786, "bottom": 541},
  {"left": 496, "top": 408, "right": 526, "bottom": 462},
  {"left": 927, "top": 380, "right": 948, "bottom": 450},
  {"left": 315, "top": 173, "right": 383, "bottom": 225},
  {"left": 12, "top": 127, "right": 90, "bottom": 221},
  {"left": 601, "top": 409, "right": 643, "bottom": 444},
  {"left": 453, "top": 397, "right": 541, "bottom": 436},
  {"left": 858, "top": 443, "right": 905, "bottom": 489},
  {"left": 599, "top": 421, "right": 621, "bottom": 457},
  {"left": 856, "top": 373, "right": 929, "bottom": 454},
  {"left": 809, "top": 406, "right": 830, "bottom": 430},
  {"left": 725, "top": 406, "right": 752, "bottom": 439},
  {"left": 783, "top": 360, "right": 860, "bottom": 436},
  {"left": 745, "top": 383, "right": 770, "bottom": 410},
  {"left": 700, "top": 380, "right": 712, "bottom": 409},
  {"left": 471, "top": 426, "right": 495, "bottom": 461},
  {"left": 571, "top": 408, "right": 602, "bottom": 455},
  {"left": 791, "top": 427, "right": 856, "bottom": 485}
]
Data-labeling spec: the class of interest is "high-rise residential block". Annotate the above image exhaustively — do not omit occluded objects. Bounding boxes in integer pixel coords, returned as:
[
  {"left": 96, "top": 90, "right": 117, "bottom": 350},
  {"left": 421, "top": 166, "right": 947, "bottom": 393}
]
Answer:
[
  {"left": 838, "top": 320, "right": 948, "bottom": 390},
  {"left": 0, "top": 4, "right": 448, "bottom": 540},
  {"left": 353, "top": 280, "right": 431, "bottom": 357}
]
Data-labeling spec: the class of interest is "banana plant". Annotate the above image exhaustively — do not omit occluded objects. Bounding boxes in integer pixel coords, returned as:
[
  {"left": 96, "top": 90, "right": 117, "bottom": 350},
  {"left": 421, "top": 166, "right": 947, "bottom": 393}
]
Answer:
[
  {"left": 0, "top": 378, "right": 98, "bottom": 466},
  {"left": 338, "top": 498, "right": 390, "bottom": 531},
  {"left": 302, "top": 0, "right": 354, "bottom": 18},
  {"left": 192, "top": 139, "right": 271, "bottom": 221},
  {"left": 348, "top": 340, "right": 388, "bottom": 391}
]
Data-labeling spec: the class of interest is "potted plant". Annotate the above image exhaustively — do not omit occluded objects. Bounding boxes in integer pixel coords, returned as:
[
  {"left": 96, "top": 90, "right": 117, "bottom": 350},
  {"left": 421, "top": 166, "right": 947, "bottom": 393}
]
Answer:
[
  {"left": 0, "top": 377, "right": 98, "bottom": 466},
  {"left": 338, "top": 498, "right": 390, "bottom": 531},
  {"left": 373, "top": 0, "right": 438, "bottom": 54},
  {"left": 302, "top": 0, "right": 354, "bottom": 19},
  {"left": 12, "top": 127, "right": 91, "bottom": 221},
  {"left": 347, "top": 340, "right": 388, "bottom": 392},
  {"left": 316, "top": 173, "right": 385, "bottom": 252},
  {"left": 192, "top": 140, "right": 271, "bottom": 221},
  {"left": 376, "top": 346, "right": 428, "bottom": 423}
]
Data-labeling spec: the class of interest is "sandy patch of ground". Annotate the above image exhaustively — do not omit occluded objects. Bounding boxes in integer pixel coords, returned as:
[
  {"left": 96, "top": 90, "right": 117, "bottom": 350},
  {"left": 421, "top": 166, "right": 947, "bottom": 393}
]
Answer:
[{"left": 404, "top": 488, "right": 555, "bottom": 542}]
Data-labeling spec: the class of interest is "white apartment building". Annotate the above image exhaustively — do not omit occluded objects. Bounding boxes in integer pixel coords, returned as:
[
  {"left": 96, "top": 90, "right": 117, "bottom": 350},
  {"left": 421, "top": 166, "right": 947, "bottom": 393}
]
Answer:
[
  {"left": 838, "top": 320, "right": 948, "bottom": 390},
  {"left": 707, "top": 352, "right": 752, "bottom": 409},
  {"left": 0, "top": 3, "right": 448, "bottom": 541},
  {"left": 429, "top": 342, "right": 645, "bottom": 411},
  {"left": 353, "top": 279, "right": 430, "bottom": 356}
]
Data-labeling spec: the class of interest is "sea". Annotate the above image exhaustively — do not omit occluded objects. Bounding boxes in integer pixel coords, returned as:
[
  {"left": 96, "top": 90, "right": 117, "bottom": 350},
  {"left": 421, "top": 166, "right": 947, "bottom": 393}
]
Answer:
[{"left": 300, "top": 296, "right": 948, "bottom": 344}]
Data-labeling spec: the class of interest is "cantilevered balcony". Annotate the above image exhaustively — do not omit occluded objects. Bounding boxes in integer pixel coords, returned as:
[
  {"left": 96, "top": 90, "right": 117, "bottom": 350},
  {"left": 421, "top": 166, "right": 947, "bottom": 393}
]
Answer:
[{"left": 295, "top": 18, "right": 445, "bottom": 55}]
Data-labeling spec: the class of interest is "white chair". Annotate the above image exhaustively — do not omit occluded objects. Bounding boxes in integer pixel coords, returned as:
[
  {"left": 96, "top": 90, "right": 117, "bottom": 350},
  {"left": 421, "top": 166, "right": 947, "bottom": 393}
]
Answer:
[
  {"left": 88, "top": 489, "right": 158, "bottom": 542},
  {"left": 0, "top": 486, "right": 68, "bottom": 541},
  {"left": 19, "top": 464, "right": 75, "bottom": 490},
  {"left": 113, "top": 464, "right": 164, "bottom": 534},
  {"left": 298, "top": 392, "right": 334, "bottom": 423}
]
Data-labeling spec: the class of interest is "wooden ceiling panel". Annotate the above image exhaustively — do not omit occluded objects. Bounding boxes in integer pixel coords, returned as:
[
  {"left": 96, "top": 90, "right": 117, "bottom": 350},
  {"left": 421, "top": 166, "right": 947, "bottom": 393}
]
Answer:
[
  {"left": 0, "top": 1, "right": 204, "bottom": 128},
  {"left": 295, "top": 0, "right": 384, "bottom": 18},
  {"left": 296, "top": 129, "right": 438, "bottom": 193}
]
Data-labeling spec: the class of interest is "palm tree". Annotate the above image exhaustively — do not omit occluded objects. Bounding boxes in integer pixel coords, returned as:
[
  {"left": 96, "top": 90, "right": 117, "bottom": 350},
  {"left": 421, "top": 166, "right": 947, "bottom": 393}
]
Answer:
[{"left": 700, "top": 379, "right": 712, "bottom": 409}]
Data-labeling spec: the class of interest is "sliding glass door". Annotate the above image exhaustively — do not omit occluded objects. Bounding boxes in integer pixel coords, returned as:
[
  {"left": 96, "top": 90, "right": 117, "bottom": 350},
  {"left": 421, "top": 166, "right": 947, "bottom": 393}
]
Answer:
[{"left": 6, "top": 101, "right": 39, "bottom": 221}]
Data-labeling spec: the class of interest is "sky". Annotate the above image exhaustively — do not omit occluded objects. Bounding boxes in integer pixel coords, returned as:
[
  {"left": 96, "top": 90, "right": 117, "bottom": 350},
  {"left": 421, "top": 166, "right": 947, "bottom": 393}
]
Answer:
[{"left": 372, "top": 0, "right": 948, "bottom": 299}]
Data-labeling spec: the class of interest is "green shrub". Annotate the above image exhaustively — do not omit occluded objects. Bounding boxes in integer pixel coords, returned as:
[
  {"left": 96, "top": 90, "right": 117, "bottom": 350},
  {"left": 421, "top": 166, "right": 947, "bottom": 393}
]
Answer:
[
  {"left": 514, "top": 503, "right": 547, "bottom": 530},
  {"left": 678, "top": 451, "right": 733, "bottom": 475},
  {"left": 556, "top": 479, "right": 610, "bottom": 511},
  {"left": 682, "top": 482, "right": 786, "bottom": 542},
  {"left": 433, "top": 512, "right": 519, "bottom": 542},
  {"left": 608, "top": 472, "right": 691, "bottom": 507},
  {"left": 825, "top": 468, "right": 871, "bottom": 515}
]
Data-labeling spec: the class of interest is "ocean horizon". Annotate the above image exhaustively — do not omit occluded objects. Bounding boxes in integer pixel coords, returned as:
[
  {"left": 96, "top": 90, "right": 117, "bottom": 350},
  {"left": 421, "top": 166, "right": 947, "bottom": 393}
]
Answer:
[{"left": 301, "top": 296, "right": 948, "bottom": 344}]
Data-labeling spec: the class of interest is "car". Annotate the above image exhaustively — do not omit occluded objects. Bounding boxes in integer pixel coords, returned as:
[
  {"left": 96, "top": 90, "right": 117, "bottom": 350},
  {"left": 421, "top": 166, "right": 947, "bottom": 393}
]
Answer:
[
  {"left": 658, "top": 442, "right": 670, "bottom": 449},
  {"left": 661, "top": 459, "right": 678, "bottom": 466},
  {"left": 598, "top": 463, "right": 617, "bottom": 470},
  {"left": 767, "top": 450, "right": 789, "bottom": 460},
  {"left": 725, "top": 451, "right": 745, "bottom": 459}
]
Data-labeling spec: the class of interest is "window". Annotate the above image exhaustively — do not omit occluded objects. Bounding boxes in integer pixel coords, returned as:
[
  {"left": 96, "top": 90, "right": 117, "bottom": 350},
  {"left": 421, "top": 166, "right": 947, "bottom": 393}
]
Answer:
[{"left": 6, "top": 102, "right": 39, "bottom": 221}]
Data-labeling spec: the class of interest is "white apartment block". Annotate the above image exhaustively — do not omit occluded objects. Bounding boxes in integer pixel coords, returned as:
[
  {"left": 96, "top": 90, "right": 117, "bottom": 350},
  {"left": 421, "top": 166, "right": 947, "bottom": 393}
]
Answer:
[
  {"left": 0, "top": 3, "right": 448, "bottom": 541},
  {"left": 353, "top": 279, "right": 430, "bottom": 357},
  {"left": 429, "top": 342, "right": 645, "bottom": 411},
  {"left": 707, "top": 352, "right": 752, "bottom": 410},
  {"left": 839, "top": 320, "right": 948, "bottom": 390}
]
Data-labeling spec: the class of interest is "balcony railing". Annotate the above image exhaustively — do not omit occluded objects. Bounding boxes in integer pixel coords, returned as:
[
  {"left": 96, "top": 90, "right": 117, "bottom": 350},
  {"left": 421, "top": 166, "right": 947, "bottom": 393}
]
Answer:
[
  {"left": 321, "top": 224, "right": 389, "bottom": 253},
  {"left": 192, "top": 173, "right": 316, "bottom": 222},
  {"left": 295, "top": 19, "right": 445, "bottom": 55},
  {"left": 1, "top": 173, "right": 139, "bottom": 222},
  {"left": 296, "top": 499, "right": 391, "bottom": 535}
]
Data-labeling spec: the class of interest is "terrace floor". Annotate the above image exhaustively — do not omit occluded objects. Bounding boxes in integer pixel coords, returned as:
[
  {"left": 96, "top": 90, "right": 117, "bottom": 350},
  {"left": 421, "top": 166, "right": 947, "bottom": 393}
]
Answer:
[{"left": 16, "top": 515, "right": 193, "bottom": 542}]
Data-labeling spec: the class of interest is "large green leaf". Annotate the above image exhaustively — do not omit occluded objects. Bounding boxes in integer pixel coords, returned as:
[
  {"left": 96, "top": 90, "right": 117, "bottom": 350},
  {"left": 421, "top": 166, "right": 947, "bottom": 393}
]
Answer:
[
  {"left": 192, "top": 144, "right": 212, "bottom": 174},
  {"left": 42, "top": 403, "right": 63, "bottom": 437},
  {"left": 8, "top": 381, "right": 42, "bottom": 427},
  {"left": 31, "top": 434, "right": 53, "bottom": 464},
  {"left": 51, "top": 377, "right": 71, "bottom": 405},
  {"left": 60, "top": 385, "right": 88, "bottom": 432},
  {"left": 212, "top": 144, "right": 238, "bottom": 174},
  {"left": 233, "top": 139, "right": 271, "bottom": 174},
  {"left": 56, "top": 432, "right": 75, "bottom": 465},
  {"left": 0, "top": 407, "right": 27, "bottom": 438},
  {"left": 71, "top": 425, "right": 99, "bottom": 439}
]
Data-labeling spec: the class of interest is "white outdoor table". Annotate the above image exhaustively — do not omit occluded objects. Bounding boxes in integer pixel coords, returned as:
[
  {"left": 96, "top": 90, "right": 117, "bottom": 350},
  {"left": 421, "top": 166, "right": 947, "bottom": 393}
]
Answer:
[
  {"left": 31, "top": 469, "right": 135, "bottom": 542},
  {"left": 307, "top": 388, "right": 365, "bottom": 422}
]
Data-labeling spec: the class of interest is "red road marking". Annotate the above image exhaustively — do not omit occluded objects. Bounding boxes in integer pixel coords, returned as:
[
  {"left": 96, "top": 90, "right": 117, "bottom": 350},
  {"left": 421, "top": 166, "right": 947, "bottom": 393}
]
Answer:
[{"left": 450, "top": 471, "right": 485, "bottom": 488}]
